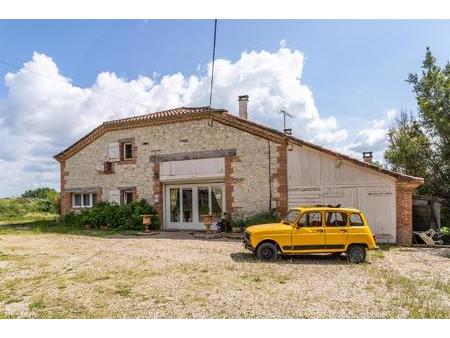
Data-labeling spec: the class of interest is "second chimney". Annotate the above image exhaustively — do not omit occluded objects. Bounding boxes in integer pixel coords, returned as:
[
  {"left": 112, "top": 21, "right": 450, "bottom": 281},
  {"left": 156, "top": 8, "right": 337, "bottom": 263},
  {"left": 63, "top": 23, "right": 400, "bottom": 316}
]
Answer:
[
  {"left": 362, "top": 151, "right": 373, "bottom": 164},
  {"left": 238, "top": 95, "right": 249, "bottom": 119}
]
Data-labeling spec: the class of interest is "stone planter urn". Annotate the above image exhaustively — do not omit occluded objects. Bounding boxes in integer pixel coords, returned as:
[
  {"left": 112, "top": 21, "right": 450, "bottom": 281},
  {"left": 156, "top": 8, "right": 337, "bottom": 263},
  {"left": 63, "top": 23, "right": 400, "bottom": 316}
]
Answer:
[
  {"left": 141, "top": 214, "right": 153, "bottom": 233},
  {"left": 201, "top": 214, "right": 213, "bottom": 233}
]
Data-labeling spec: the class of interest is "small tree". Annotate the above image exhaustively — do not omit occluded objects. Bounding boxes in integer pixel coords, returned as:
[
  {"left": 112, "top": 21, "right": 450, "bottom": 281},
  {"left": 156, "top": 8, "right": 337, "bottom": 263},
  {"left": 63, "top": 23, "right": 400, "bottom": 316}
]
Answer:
[
  {"left": 384, "top": 110, "right": 433, "bottom": 194},
  {"left": 405, "top": 47, "right": 450, "bottom": 199},
  {"left": 21, "top": 187, "right": 59, "bottom": 203}
]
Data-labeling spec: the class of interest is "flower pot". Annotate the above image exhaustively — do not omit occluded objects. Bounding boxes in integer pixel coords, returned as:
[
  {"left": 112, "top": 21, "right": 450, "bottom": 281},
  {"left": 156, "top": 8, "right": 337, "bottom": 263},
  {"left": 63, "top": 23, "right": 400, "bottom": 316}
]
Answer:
[
  {"left": 201, "top": 214, "right": 213, "bottom": 233},
  {"left": 141, "top": 214, "right": 153, "bottom": 233}
]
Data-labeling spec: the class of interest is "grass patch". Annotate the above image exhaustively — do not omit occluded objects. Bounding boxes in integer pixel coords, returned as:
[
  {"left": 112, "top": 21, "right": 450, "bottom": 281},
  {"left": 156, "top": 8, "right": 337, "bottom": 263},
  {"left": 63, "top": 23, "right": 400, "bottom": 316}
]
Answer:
[
  {"left": 29, "top": 298, "right": 45, "bottom": 311},
  {"left": 113, "top": 283, "right": 132, "bottom": 297},
  {"left": 0, "top": 219, "right": 138, "bottom": 238},
  {"left": 377, "top": 268, "right": 449, "bottom": 318},
  {"left": 369, "top": 250, "right": 385, "bottom": 260}
]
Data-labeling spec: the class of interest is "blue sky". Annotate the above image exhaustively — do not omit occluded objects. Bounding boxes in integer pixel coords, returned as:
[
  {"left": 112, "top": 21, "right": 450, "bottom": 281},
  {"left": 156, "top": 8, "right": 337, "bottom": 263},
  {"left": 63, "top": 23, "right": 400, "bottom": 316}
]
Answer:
[{"left": 0, "top": 20, "right": 449, "bottom": 196}]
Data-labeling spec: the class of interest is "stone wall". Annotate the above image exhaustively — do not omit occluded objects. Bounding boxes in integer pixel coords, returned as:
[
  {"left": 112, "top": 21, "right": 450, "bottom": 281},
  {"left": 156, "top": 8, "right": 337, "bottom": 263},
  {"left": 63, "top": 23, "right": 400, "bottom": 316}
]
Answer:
[{"left": 62, "top": 118, "right": 282, "bottom": 223}]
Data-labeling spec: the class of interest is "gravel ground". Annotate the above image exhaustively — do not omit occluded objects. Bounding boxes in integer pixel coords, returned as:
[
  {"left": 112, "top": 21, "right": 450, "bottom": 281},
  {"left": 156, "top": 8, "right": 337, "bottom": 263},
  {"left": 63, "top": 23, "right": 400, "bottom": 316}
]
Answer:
[{"left": 0, "top": 232, "right": 449, "bottom": 319}]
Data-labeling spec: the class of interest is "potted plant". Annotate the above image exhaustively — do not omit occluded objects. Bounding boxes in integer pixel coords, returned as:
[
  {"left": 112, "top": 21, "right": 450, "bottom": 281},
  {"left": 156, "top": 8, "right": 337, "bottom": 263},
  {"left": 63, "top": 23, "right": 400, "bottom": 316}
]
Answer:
[
  {"left": 201, "top": 214, "right": 213, "bottom": 233},
  {"left": 141, "top": 214, "right": 153, "bottom": 233}
]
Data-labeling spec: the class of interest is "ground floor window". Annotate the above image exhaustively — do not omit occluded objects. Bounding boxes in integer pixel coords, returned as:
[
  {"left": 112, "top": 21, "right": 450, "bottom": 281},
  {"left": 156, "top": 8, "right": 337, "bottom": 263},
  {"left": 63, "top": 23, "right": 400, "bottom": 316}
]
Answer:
[{"left": 72, "top": 193, "right": 97, "bottom": 208}]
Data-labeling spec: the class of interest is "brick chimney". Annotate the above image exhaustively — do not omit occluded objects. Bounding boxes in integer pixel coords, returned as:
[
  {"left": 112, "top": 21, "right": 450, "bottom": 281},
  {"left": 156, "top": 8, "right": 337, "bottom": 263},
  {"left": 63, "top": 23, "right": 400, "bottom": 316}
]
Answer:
[
  {"left": 362, "top": 151, "right": 373, "bottom": 164},
  {"left": 238, "top": 95, "right": 249, "bottom": 119}
]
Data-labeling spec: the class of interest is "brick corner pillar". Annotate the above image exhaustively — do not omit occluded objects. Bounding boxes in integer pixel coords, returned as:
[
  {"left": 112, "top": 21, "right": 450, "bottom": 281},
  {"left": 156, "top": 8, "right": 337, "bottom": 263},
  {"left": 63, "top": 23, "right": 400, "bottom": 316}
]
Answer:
[
  {"left": 59, "top": 160, "right": 71, "bottom": 217},
  {"left": 224, "top": 155, "right": 234, "bottom": 216},
  {"left": 277, "top": 144, "right": 288, "bottom": 218},
  {"left": 395, "top": 180, "right": 419, "bottom": 246},
  {"left": 152, "top": 162, "right": 163, "bottom": 228}
]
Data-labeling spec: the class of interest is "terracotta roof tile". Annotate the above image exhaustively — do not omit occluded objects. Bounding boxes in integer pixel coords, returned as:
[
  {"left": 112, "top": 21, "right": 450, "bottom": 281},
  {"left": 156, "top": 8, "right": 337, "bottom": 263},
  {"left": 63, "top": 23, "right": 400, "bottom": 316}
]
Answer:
[{"left": 104, "top": 107, "right": 219, "bottom": 125}]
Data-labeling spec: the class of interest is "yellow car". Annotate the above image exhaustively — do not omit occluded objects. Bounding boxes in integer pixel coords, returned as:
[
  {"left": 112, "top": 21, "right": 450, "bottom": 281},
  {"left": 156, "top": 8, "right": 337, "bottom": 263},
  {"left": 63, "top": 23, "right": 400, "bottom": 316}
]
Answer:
[{"left": 243, "top": 206, "right": 378, "bottom": 263}]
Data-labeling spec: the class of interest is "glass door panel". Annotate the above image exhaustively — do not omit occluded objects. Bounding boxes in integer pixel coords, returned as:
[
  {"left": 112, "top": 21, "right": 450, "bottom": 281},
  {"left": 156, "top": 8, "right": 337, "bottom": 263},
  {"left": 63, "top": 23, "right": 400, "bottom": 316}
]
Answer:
[
  {"left": 182, "top": 188, "right": 193, "bottom": 222},
  {"left": 211, "top": 187, "right": 223, "bottom": 222},
  {"left": 169, "top": 188, "right": 180, "bottom": 222},
  {"left": 198, "top": 187, "right": 209, "bottom": 221}
]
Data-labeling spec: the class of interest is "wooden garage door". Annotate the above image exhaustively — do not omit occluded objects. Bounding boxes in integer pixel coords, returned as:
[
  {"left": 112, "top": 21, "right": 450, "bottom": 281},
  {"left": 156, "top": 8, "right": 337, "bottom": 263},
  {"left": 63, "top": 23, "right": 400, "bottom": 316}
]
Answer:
[{"left": 288, "top": 185, "right": 396, "bottom": 243}]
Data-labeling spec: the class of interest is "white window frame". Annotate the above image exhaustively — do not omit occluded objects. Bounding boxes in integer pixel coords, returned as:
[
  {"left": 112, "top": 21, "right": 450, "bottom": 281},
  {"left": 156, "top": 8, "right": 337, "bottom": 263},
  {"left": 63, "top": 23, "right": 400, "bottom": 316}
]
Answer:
[
  {"left": 72, "top": 192, "right": 96, "bottom": 208},
  {"left": 123, "top": 190, "right": 134, "bottom": 205},
  {"left": 123, "top": 142, "right": 133, "bottom": 160}
]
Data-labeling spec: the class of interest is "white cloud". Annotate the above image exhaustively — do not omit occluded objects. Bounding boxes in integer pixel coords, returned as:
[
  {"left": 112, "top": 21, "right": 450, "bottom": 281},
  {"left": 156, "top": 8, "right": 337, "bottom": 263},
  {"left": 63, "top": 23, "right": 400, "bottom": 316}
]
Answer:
[
  {"left": 339, "top": 109, "right": 395, "bottom": 162},
  {"left": 0, "top": 46, "right": 350, "bottom": 196}
]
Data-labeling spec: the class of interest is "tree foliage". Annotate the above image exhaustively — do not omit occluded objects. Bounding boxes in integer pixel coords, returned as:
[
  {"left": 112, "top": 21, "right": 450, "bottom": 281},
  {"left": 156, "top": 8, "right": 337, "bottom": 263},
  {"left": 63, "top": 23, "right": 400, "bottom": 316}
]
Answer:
[
  {"left": 385, "top": 48, "right": 449, "bottom": 201},
  {"left": 21, "top": 187, "right": 59, "bottom": 203}
]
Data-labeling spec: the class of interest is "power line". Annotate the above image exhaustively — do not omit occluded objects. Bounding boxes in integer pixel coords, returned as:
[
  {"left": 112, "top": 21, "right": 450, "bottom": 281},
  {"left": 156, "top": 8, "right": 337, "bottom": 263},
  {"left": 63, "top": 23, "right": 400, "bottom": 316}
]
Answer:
[
  {"left": 209, "top": 19, "right": 218, "bottom": 107},
  {"left": 0, "top": 60, "right": 151, "bottom": 110}
]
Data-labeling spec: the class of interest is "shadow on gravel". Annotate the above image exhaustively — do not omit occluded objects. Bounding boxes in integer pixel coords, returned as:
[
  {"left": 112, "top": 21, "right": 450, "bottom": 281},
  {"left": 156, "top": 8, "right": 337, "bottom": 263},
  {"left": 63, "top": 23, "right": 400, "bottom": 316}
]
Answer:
[{"left": 230, "top": 252, "right": 350, "bottom": 265}]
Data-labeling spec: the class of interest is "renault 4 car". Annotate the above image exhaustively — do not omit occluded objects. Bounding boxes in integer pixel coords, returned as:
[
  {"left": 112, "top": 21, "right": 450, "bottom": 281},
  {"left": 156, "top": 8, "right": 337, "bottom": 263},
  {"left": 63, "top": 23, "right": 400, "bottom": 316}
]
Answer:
[{"left": 243, "top": 205, "right": 378, "bottom": 263}]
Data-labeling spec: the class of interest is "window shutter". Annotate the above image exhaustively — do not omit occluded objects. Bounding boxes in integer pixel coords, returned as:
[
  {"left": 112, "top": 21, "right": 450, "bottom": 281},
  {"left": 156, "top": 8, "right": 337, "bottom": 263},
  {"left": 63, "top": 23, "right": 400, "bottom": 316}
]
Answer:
[
  {"left": 109, "top": 189, "right": 121, "bottom": 204},
  {"left": 108, "top": 142, "right": 120, "bottom": 161},
  {"left": 96, "top": 162, "right": 105, "bottom": 172}
]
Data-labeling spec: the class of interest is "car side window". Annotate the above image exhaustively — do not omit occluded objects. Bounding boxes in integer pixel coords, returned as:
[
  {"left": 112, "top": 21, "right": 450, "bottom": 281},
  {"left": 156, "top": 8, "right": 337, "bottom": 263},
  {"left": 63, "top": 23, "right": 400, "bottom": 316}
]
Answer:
[
  {"left": 349, "top": 213, "right": 364, "bottom": 226},
  {"left": 299, "top": 212, "right": 322, "bottom": 227},
  {"left": 325, "top": 212, "right": 348, "bottom": 227}
]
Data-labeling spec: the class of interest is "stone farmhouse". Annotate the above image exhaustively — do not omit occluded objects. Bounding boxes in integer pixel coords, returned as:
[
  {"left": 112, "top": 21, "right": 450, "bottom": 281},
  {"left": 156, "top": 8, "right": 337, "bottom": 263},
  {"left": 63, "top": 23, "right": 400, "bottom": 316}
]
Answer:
[{"left": 54, "top": 96, "right": 423, "bottom": 245}]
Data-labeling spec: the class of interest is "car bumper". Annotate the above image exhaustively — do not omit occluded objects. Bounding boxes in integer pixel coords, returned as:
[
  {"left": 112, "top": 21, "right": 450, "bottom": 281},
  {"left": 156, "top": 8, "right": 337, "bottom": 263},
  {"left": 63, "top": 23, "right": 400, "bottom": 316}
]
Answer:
[{"left": 243, "top": 241, "right": 255, "bottom": 252}]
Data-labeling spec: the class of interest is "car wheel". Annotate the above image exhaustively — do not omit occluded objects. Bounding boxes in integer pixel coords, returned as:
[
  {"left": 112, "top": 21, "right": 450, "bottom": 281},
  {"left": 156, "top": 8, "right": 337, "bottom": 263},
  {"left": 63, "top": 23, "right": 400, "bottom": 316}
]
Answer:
[
  {"left": 256, "top": 242, "right": 279, "bottom": 261},
  {"left": 347, "top": 245, "right": 366, "bottom": 264}
]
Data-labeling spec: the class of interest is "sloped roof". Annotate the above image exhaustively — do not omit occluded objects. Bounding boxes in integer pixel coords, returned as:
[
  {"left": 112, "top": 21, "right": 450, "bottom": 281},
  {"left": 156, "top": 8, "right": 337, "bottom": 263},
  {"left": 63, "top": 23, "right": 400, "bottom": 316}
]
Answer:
[
  {"left": 54, "top": 106, "right": 423, "bottom": 184},
  {"left": 104, "top": 107, "right": 222, "bottom": 125}
]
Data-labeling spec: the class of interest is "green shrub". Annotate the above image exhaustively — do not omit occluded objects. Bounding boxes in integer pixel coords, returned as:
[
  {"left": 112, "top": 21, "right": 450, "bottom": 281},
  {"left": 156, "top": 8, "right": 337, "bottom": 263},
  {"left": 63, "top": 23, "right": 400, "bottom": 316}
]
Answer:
[
  {"left": 0, "top": 197, "right": 58, "bottom": 218},
  {"left": 232, "top": 212, "right": 279, "bottom": 229},
  {"left": 63, "top": 199, "right": 160, "bottom": 230}
]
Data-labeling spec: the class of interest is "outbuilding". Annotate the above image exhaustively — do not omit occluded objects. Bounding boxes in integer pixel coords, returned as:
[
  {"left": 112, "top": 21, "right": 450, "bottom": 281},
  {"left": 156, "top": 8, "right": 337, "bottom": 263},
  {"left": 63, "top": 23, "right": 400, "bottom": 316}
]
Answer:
[{"left": 54, "top": 96, "right": 423, "bottom": 245}]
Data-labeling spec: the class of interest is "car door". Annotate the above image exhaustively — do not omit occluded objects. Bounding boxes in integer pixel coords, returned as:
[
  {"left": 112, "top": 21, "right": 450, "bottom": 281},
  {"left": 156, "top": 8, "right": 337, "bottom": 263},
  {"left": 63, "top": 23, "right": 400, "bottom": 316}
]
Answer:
[
  {"left": 291, "top": 211, "right": 325, "bottom": 252},
  {"left": 324, "top": 211, "right": 348, "bottom": 251}
]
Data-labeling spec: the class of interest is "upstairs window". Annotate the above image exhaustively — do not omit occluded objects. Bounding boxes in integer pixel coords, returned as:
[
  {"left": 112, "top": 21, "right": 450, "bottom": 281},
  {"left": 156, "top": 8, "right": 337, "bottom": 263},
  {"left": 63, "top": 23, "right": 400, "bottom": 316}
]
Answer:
[{"left": 123, "top": 142, "right": 133, "bottom": 160}]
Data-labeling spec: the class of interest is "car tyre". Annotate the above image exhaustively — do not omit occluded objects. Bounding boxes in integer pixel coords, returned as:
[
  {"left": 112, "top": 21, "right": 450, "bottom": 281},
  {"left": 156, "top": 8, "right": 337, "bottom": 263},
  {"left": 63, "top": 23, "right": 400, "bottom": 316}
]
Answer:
[
  {"left": 256, "top": 242, "right": 279, "bottom": 261},
  {"left": 347, "top": 245, "right": 366, "bottom": 264}
]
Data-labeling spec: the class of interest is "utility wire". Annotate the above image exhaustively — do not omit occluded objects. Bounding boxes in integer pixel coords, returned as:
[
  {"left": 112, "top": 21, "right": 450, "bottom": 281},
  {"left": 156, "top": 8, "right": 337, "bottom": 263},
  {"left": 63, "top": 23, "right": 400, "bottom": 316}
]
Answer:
[
  {"left": 0, "top": 60, "right": 151, "bottom": 110},
  {"left": 208, "top": 19, "right": 218, "bottom": 107}
]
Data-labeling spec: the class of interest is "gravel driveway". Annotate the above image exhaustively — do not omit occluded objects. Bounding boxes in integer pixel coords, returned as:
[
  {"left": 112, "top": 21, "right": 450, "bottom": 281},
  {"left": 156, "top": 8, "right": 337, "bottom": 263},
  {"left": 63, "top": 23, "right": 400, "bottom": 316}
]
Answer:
[{"left": 0, "top": 232, "right": 449, "bottom": 318}]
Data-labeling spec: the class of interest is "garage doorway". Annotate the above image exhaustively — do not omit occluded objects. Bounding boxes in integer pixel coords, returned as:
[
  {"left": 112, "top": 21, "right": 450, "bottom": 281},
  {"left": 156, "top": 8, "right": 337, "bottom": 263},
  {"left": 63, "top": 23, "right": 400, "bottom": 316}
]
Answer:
[{"left": 164, "top": 183, "right": 225, "bottom": 230}]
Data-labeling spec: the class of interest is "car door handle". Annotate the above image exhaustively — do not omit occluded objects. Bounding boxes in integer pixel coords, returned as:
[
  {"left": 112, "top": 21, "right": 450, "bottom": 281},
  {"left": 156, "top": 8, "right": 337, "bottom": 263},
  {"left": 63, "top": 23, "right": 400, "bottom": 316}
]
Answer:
[
  {"left": 339, "top": 229, "right": 347, "bottom": 233},
  {"left": 316, "top": 229, "right": 324, "bottom": 232}
]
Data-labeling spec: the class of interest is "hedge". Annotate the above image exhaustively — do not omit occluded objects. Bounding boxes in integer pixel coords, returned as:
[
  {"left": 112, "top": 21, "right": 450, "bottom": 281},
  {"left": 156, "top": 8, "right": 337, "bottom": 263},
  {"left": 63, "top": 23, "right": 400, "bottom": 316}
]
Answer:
[{"left": 63, "top": 199, "right": 160, "bottom": 230}]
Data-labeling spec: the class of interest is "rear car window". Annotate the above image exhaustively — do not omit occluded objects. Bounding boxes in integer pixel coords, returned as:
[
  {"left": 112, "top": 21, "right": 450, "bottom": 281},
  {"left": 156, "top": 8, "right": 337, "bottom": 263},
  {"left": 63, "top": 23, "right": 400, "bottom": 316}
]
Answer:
[
  {"left": 349, "top": 213, "right": 364, "bottom": 226},
  {"left": 325, "top": 212, "right": 348, "bottom": 226},
  {"left": 299, "top": 212, "right": 322, "bottom": 227}
]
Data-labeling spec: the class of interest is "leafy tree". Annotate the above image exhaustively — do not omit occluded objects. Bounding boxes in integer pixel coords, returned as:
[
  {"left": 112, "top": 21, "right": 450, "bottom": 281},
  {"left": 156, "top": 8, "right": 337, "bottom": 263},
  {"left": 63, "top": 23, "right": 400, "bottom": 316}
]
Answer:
[
  {"left": 385, "top": 47, "right": 449, "bottom": 213},
  {"left": 384, "top": 110, "right": 433, "bottom": 194},
  {"left": 21, "top": 187, "right": 59, "bottom": 203}
]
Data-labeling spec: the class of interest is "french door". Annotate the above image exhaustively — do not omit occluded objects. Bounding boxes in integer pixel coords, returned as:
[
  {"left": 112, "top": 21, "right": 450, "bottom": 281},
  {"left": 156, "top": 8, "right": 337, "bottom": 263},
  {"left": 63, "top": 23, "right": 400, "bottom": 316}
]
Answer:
[{"left": 164, "top": 183, "right": 225, "bottom": 230}]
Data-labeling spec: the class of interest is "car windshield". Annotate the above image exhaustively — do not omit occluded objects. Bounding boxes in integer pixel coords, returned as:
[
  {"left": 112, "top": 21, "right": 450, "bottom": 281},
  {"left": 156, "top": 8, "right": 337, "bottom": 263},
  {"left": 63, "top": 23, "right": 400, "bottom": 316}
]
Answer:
[{"left": 283, "top": 210, "right": 301, "bottom": 224}]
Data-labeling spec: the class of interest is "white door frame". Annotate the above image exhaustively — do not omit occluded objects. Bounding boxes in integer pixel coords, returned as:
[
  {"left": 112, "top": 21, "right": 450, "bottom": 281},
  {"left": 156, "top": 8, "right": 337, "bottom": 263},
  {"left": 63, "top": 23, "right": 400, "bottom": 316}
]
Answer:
[{"left": 164, "top": 182, "right": 226, "bottom": 230}]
